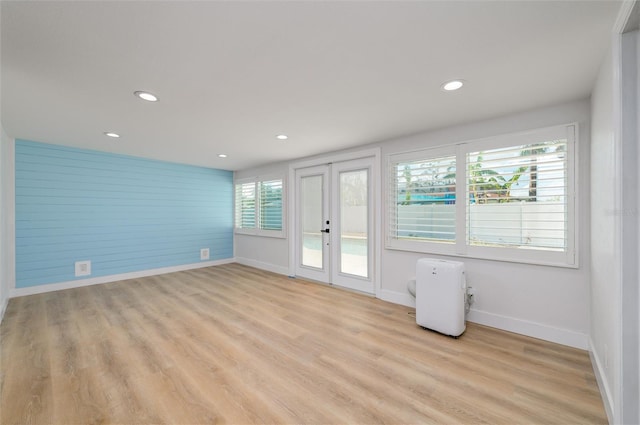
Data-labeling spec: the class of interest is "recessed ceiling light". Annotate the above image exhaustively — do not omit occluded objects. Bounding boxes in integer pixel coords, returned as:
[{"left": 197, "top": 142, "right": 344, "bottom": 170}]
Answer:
[
  {"left": 276, "top": 134, "right": 288, "bottom": 140},
  {"left": 442, "top": 80, "right": 464, "bottom": 91},
  {"left": 218, "top": 154, "right": 227, "bottom": 158},
  {"left": 134, "top": 91, "right": 159, "bottom": 102},
  {"left": 104, "top": 132, "right": 120, "bottom": 138}
]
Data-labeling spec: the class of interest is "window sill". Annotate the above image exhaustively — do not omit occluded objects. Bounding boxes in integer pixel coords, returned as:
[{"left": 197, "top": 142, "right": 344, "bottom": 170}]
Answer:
[
  {"left": 234, "top": 229, "right": 286, "bottom": 239},
  {"left": 385, "top": 243, "right": 578, "bottom": 269}
]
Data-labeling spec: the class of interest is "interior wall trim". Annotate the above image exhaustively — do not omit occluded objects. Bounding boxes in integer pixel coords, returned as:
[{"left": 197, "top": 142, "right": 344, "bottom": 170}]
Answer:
[
  {"left": 590, "top": 337, "right": 615, "bottom": 424},
  {"left": 9, "top": 258, "right": 235, "bottom": 298}
]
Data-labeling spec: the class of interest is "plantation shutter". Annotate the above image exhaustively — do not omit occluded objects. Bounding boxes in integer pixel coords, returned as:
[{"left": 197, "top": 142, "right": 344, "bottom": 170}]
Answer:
[
  {"left": 389, "top": 154, "right": 457, "bottom": 243},
  {"left": 466, "top": 139, "right": 568, "bottom": 251},
  {"left": 259, "top": 179, "right": 283, "bottom": 231},
  {"left": 235, "top": 182, "right": 256, "bottom": 229}
]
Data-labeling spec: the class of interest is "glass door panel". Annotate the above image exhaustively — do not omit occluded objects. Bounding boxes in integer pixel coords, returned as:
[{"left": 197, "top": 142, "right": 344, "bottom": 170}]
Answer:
[
  {"left": 301, "top": 175, "right": 323, "bottom": 269},
  {"left": 339, "top": 169, "right": 368, "bottom": 278}
]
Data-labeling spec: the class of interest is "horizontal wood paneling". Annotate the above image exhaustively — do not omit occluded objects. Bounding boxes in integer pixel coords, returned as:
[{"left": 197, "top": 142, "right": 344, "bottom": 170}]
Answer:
[{"left": 15, "top": 140, "right": 233, "bottom": 288}]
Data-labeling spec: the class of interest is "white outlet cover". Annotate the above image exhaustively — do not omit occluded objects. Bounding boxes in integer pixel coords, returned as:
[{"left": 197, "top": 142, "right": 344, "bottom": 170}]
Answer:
[
  {"left": 200, "top": 248, "right": 210, "bottom": 260},
  {"left": 75, "top": 260, "right": 91, "bottom": 277}
]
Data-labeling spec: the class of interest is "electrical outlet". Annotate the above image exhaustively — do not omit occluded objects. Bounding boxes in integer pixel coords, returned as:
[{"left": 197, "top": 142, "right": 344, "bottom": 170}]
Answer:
[
  {"left": 75, "top": 260, "right": 91, "bottom": 277},
  {"left": 200, "top": 248, "right": 210, "bottom": 260},
  {"left": 467, "top": 286, "right": 476, "bottom": 304}
]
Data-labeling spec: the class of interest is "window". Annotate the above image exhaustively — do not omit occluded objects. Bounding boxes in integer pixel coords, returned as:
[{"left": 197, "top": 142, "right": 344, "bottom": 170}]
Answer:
[
  {"left": 387, "top": 124, "right": 576, "bottom": 267},
  {"left": 235, "top": 182, "right": 256, "bottom": 229},
  {"left": 466, "top": 140, "right": 567, "bottom": 251},
  {"left": 259, "top": 179, "right": 283, "bottom": 231},
  {"left": 390, "top": 151, "right": 456, "bottom": 245},
  {"left": 235, "top": 176, "right": 285, "bottom": 237}
]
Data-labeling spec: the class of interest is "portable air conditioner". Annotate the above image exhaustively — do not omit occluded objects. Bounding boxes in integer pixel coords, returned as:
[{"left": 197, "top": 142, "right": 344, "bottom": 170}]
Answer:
[{"left": 416, "top": 258, "right": 466, "bottom": 337}]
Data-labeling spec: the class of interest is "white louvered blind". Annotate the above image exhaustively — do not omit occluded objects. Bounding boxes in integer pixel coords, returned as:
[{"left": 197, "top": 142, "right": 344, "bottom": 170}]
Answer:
[
  {"left": 235, "top": 177, "right": 284, "bottom": 236},
  {"left": 259, "top": 179, "right": 283, "bottom": 231},
  {"left": 235, "top": 182, "right": 256, "bottom": 229},
  {"left": 390, "top": 154, "right": 456, "bottom": 243},
  {"left": 466, "top": 139, "right": 568, "bottom": 251}
]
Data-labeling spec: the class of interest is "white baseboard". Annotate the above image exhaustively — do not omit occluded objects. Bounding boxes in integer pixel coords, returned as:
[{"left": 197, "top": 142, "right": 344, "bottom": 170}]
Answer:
[
  {"left": 467, "top": 308, "right": 589, "bottom": 350},
  {"left": 589, "top": 337, "right": 615, "bottom": 424},
  {"left": 379, "top": 289, "right": 416, "bottom": 308},
  {"left": 234, "top": 257, "right": 290, "bottom": 276},
  {"left": 9, "top": 258, "right": 235, "bottom": 298},
  {"left": 377, "top": 289, "right": 588, "bottom": 350}
]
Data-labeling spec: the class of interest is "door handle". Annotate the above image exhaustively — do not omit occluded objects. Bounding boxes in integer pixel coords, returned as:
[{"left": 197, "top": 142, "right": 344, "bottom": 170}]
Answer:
[{"left": 320, "top": 229, "right": 330, "bottom": 233}]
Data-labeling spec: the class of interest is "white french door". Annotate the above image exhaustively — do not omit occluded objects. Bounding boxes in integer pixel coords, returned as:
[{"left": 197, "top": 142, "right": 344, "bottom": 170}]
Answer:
[
  {"left": 294, "top": 157, "right": 374, "bottom": 294},
  {"left": 295, "top": 165, "right": 331, "bottom": 283}
]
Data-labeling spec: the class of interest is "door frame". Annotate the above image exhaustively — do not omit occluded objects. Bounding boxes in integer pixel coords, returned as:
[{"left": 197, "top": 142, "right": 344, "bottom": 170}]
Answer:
[{"left": 288, "top": 148, "right": 381, "bottom": 297}]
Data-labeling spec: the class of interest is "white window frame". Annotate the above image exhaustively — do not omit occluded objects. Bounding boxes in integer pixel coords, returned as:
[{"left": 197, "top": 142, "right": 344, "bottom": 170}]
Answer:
[
  {"left": 386, "top": 124, "right": 578, "bottom": 268},
  {"left": 234, "top": 175, "right": 286, "bottom": 238}
]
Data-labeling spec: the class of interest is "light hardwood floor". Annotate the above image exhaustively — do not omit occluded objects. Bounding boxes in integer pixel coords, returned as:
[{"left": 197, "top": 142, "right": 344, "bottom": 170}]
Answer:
[{"left": 1, "top": 263, "right": 606, "bottom": 424}]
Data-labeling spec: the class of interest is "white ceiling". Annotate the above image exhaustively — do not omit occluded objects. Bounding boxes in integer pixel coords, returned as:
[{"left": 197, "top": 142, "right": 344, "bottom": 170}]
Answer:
[{"left": 1, "top": 1, "right": 621, "bottom": 171}]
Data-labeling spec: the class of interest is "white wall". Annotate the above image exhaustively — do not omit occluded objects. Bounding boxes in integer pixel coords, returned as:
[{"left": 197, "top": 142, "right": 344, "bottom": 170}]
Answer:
[
  {"left": 637, "top": 26, "right": 640, "bottom": 424},
  {"left": 619, "top": 28, "right": 640, "bottom": 425},
  {"left": 234, "top": 162, "right": 291, "bottom": 276},
  {"left": 0, "top": 126, "right": 4, "bottom": 321},
  {"left": 0, "top": 2, "right": 13, "bottom": 324},
  {"left": 235, "top": 234, "right": 289, "bottom": 275},
  {"left": 0, "top": 125, "right": 15, "bottom": 323},
  {"left": 236, "top": 99, "right": 591, "bottom": 349},
  {"left": 0, "top": 0, "right": 5, "bottom": 323},
  {"left": 590, "top": 24, "right": 640, "bottom": 425},
  {"left": 638, "top": 29, "right": 640, "bottom": 425},
  {"left": 382, "top": 101, "right": 591, "bottom": 349},
  {"left": 590, "top": 44, "right": 619, "bottom": 422}
]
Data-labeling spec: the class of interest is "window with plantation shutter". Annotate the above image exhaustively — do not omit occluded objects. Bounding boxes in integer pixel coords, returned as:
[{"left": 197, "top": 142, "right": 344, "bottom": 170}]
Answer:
[
  {"left": 466, "top": 139, "right": 567, "bottom": 251},
  {"left": 386, "top": 124, "right": 577, "bottom": 267},
  {"left": 235, "top": 182, "right": 256, "bottom": 229},
  {"left": 235, "top": 176, "right": 285, "bottom": 237},
  {"left": 390, "top": 153, "right": 456, "bottom": 243},
  {"left": 259, "top": 180, "right": 283, "bottom": 231}
]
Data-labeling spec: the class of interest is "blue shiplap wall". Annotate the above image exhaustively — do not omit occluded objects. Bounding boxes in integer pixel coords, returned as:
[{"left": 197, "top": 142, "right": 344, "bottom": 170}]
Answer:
[{"left": 15, "top": 140, "right": 233, "bottom": 288}]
